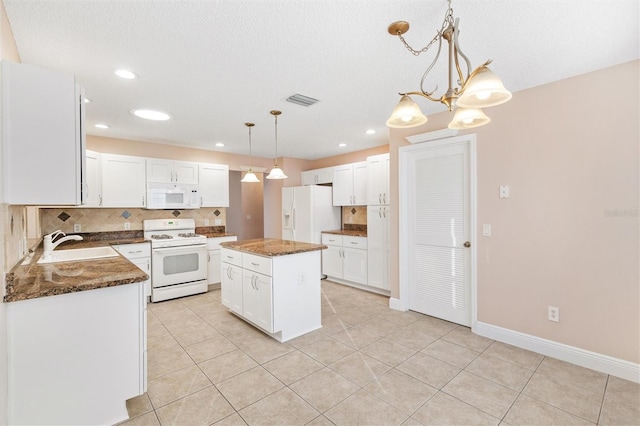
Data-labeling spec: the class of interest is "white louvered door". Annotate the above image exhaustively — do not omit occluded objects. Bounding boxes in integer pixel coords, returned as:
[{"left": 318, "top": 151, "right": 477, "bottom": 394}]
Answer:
[{"left": 407, "top": 142, "right": 471, "bottom": 326}]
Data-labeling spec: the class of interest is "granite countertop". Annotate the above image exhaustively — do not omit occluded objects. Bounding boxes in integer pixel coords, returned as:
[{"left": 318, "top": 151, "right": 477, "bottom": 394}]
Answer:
[
  {"left": 220, "top": 238, "right": 327, "bottom": 257},
  {"left": 322, "top": 229, "right": 368, "bottom": 237},
  {"left": 4, "top": 232, "right": 149, "bottom": 303},
  {"left": 195, "top": 226, "right": 237, "bottom": 239}
]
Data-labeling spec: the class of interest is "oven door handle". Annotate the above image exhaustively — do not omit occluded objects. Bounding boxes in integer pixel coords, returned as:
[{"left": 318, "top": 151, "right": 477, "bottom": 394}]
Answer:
[{"left": 152, "top": 244, "right": 207, "bottom": 255}]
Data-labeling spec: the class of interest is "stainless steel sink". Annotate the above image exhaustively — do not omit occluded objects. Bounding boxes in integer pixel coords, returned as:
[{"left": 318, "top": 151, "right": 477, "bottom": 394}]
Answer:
[{"left": 37, "top": 246, "right": 119, "bottom": 264}]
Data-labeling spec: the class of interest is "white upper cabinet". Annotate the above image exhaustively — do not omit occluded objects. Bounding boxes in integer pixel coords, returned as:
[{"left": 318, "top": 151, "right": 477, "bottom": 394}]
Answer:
[
  {"left": 84, "top": 150, "right": 102, "bottom": 207},
  {"left": 332, "top": 162, "right": 367, "bottom": 206},
  {"left": 146, "top": 158, "right": 198, "bottom": 184},
  {"left": 2, "top": 60, "right": 86, "bottom": 205},
  {"left": 101, "top": 154, "right": 146, "bottom": 208},
  {"left": 301, "top": 166, "right": 333, "bottom": 185},
  {"left": 199, "top": 163, "right": 229, "bottom": 207},
  {"left": 367, "top": 153, "right": 390, "bottom": 205}
]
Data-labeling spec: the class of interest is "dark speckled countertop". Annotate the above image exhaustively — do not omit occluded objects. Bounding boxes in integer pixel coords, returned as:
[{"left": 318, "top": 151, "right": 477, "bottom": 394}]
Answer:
[
  {"left": 4, "top": 231, "right": 149, "bottom": 303},
  {"left": 322, "top": 229, "right": 368, "bottom": 237},
  {"left": 220, "top": 238, "right": 326, "bottom": 257}
]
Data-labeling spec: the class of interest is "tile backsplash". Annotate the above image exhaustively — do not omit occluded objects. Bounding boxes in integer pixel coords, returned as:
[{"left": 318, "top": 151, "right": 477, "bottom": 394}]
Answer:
[
  {"left": 40, "top": 207, "right": 227, "bottom": 234},
  {"left": 342, "top": 206, "right": 367, "bottom": 227}
]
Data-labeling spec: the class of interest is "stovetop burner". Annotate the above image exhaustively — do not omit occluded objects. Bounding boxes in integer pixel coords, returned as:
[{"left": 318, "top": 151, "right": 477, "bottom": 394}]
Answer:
[
  {"left": 151, "top": 234, "right": 173, "bottom": 240},
  {"left": 178, "top": 233, "right": 200, "bottom": 238}
]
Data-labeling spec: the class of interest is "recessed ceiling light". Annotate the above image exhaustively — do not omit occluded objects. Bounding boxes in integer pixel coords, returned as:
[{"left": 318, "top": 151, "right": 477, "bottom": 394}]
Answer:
[
  {"left": 115, "top": 69, "right": 137, "bottom": 79},
  {"left": 366, "top": 129, "right": 376, "bottom": 135},
  {"left": 94, "top": 123, "right": 110, "bottom": 129},
  {"left": 338, "top": 143, "right": 347, "bottom": 147},
  {"left": 215, "top": 142, "right": 225, "bottom": 147},
  {"left": 130, "top": 109, "right": 171, "bottom": 121}
]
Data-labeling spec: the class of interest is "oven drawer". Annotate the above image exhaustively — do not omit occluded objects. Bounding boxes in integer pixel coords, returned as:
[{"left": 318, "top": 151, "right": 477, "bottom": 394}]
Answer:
[
  {"left": 221, "top": 248, "right": 242, "bottom": 266},
  {"left": 243, "top": 253, "right": 272, "bottom": 276}
]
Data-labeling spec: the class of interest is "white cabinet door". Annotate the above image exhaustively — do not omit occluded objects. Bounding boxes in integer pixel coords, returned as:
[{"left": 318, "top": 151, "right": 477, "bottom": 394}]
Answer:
[
  {"left": 352, "top": 161, "right": 368, "bottom": 205},
  {"left": 199, "top": 163, "right": 229, "bottom": 207},
  {"left": 367, "top": 153, "right": 390, "bottom": 205},
  {"left": 242, "top": 270, "right": 273, "bottom": 332},
  {"left": 343, "top": 246, "right": 368, "bottom": 285},
  {"left": 332, "top": 162, "right": 368, "bottom": 206},
  {"left": 146, "top": 159, "right": 199, "bottom": 184},
  {"left": 2, "top": 60, "right": 85, "bottom": 205},
  {"left": 84, "top": 150, "right": 102, "bottom": 207},
  {"left": 221, "top": 262, "right": 242, "bottom": 314},
  {"left": 322, "top": 245, "right": 343, "bottom": 278},
  {"left": 332, "top": 164, "right": 354, "bottom": 206},
  {"left": 301, "top": 170, "right": 317, "bottom": 186},
  {"left": 146, "top": 158, "right": 173, "bottom": 183},
  {"left": 101, "top": 154, "right": 146, "bottom": 207},
  {"left": 302, "top": 167, "right": 334, "bottom": 185},
  {"left": 113, "top": 243, "right": 152, "bottom": 297},
  {"left": 367, "top": 206, "right": 389, "bottom": 291}
]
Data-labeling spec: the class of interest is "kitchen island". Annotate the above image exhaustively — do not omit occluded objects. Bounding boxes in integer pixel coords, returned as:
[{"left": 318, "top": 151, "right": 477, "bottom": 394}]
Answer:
[{"left": 220, "top": 238, "right": 326, "bottom": 342}]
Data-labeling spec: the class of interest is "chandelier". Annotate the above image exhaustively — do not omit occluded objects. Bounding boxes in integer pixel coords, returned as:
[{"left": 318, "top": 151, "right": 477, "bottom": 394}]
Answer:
[
  {"left": 240, "top": 122, "right": 260, "bottom": 183},
  {"left": 386, "top": 0, "right": 512, "bottom": 130},
  {"left": 266, "top": 110, "right": 287, "bottom": 179}
]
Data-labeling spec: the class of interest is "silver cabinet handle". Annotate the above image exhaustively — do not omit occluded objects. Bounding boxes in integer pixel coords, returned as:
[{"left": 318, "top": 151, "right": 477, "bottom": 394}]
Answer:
[
  {"left": 99, "top": 194, "right": 102, "bottom": 206},
  {"left": 142, "top": 196, "right": 145, "bottom": 206}
]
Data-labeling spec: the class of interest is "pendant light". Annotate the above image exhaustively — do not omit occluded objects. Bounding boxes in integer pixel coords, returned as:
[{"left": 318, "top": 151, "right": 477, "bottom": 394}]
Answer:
[
  {"left": 241, "top": 122, "right": 260, "bottom": 183},
  {"left": 266, "top": 110, "right": 287, "bottom": 179}
]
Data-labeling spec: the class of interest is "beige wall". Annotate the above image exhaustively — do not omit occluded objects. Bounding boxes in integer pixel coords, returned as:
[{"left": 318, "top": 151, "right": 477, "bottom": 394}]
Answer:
[
  {"left": 389, "top": 60, "right": 640, "bottom": 364},
  {"left": 309, "top": 145, "right": 388, "bottom": 169}
]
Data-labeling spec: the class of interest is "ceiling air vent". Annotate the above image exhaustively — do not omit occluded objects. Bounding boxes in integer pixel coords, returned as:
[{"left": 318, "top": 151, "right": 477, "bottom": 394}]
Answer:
[{"left": 286, "top": 94, "right": 319, "bottom": 107}]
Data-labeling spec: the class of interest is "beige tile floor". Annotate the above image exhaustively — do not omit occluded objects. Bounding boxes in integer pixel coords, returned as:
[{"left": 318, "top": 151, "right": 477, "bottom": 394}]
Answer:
[{"left": 120, "top": 281, "right": 640, "bottom": 426}]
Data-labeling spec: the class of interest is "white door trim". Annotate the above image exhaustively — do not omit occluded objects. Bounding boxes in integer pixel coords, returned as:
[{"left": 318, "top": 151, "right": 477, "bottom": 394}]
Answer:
[{"left": 396, "top": 134, "right": 478, "bottom": 331}]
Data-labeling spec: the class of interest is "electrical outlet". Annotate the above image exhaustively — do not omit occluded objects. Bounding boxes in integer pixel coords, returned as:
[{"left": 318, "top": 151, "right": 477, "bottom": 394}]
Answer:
[
  {"left": 73, "top": 224, "right": 82, "bottom": 232},
  {"left": 204, "top": 219, "right": 210, "bottom": 226},
  {"left": 124, "top": 222, "right": 131, "bottom": 230},
  {"left": 548, "top": 306, "right": 559, "bottom": 322}
]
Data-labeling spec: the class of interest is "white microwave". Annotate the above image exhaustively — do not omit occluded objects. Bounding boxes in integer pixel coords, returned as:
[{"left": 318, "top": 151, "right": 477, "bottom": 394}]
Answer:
[{"left": 146, "top": 182, "right": 200, "bottom": 209}]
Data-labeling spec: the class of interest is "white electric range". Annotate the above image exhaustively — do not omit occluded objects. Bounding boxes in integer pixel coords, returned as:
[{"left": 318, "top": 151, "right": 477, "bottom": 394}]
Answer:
[{"left": 143, "top": 218, "right": 208, "bottom": 302}]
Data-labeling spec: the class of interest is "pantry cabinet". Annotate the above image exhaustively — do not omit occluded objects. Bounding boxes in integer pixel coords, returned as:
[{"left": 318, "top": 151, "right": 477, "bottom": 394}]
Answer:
[
  {"left": 332, "top": 162, "right": 367, "bottom": 206},
  {"left": 301, "top": 166, "right": 333, "bottom": 185},
  {"left": 101, "top": 154, "right": 147, "bottom": 207},
  {"left": 367, "top": 153, "right": 390, "bottom": 205},
  {"left": 367, "top": 206, "right": 390, "bottom": 292},
  {"left": 2, "top": 60, "right": 86, "bottom": 205},
  {"left": 146, "top": 158, "right": 199, "bottom": 184},
  {"left": 199, "top": 163, "right": 229, "bottom": 207}
]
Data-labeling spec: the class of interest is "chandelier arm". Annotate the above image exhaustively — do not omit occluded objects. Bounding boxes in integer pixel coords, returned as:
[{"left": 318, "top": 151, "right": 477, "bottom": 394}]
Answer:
[
  {"left": 452, "top": 18, "right": 472, "bottom": 86},
  {"left": 419, "top": 34, "right": 444, "bottom": 97},
  {"left": 400, "top": 91, "right": 441, "bottom": 103}
]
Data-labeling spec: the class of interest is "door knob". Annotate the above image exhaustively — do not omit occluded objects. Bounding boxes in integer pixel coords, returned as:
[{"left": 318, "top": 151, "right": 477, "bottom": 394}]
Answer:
[{"left": 464, "top": 241, "right": 471, "bottom": 248}]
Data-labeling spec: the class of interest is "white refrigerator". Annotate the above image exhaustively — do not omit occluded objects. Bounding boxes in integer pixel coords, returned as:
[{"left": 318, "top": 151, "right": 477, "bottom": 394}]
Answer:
[{"left": 282, "top": 185, "right": 341, "bottom": 243}]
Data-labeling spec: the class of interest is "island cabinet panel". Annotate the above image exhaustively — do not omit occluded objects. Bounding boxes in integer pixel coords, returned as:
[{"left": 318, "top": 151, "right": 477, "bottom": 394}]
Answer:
[{"left": 221, "top": 246, "right": 322, "bottom": 342}]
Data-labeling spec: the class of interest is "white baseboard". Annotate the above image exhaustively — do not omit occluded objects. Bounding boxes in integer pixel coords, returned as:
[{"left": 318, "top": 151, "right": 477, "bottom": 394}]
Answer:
[
  {"left": 389, "top": 298, "right": 404, "bottom": 311},
  {"left": 474, "top": 321, "right": 640, "bottom": 383}
]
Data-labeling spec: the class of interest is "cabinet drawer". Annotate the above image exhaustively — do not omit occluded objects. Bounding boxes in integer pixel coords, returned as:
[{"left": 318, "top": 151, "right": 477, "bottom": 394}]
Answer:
[
  {"left": 243, "top": 253, "right": 272, "bottom": 276},
  {"left": 221, "top": 248, "right": 242, "bottom": 266},
  {"left": 321, "top": 234, "right": 343, "bottom": 246},
  {"left": 343, "top": 236, "right": 367, "bottom": 249},
  {"left": 113, "top": 242, "right": 151, "bottom": 258}
]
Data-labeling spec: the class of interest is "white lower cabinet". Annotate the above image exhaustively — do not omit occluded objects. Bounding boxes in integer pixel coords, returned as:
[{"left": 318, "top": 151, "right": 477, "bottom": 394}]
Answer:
[
  {"left": 220, "top": 247, "right": 321, "bottom": 342},
  {"left": 367, "top": 206, "right": 390, "bottom": 292},
  {"left": 321, "top": 234, "right": 368, "bottom": 286},
  {"left": 208, "top": 236, "right": 238, "bottom": 285},
  {"left": 113, "top": 242, "right": 151, "bottom": 298}
]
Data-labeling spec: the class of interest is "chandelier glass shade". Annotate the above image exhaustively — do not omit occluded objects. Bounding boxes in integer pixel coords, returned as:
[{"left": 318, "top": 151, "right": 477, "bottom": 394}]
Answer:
[
  {"left": 241, "top": 122, "right": 260, "bottom": 183},
  {"left": 386, "top": 0, "right": 511, "bottom": 130},
  {"left": 266, "top": 110, "right": 287, "bottom": 180}
]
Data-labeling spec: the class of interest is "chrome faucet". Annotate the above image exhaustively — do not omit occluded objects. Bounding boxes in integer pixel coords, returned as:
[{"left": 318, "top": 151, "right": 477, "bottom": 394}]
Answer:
[{"left": 42, "top": 230, "right": 83, "bottom": 259}]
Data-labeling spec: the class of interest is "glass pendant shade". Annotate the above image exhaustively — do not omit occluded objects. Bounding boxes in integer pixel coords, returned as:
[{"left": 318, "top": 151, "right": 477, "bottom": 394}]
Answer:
[
  {"left": 385, "top": 95, "right": 428, "bottom": 128},
  {"left": 266, "top": 165, "right": 287, "bottom": 179},
  {"left": 456, "top": 67, "right": 512, "bottom": 109},
  {"left": 241, "top": 170, "right": 260, "bottom": 183},
  {"left": 448, "top": 107, "right": 491, "bottom": 129}
]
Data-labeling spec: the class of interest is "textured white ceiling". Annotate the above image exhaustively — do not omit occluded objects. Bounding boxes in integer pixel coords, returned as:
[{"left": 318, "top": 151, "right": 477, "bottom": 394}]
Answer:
[{"left": 4, "top": 0, "right": 639, "bottom": 160}]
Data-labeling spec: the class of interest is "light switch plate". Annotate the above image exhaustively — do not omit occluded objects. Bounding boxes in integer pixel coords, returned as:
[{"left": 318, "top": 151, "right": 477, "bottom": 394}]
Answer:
[{"left": 482, "top": 224, "right": 492, "bottom": 237}]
